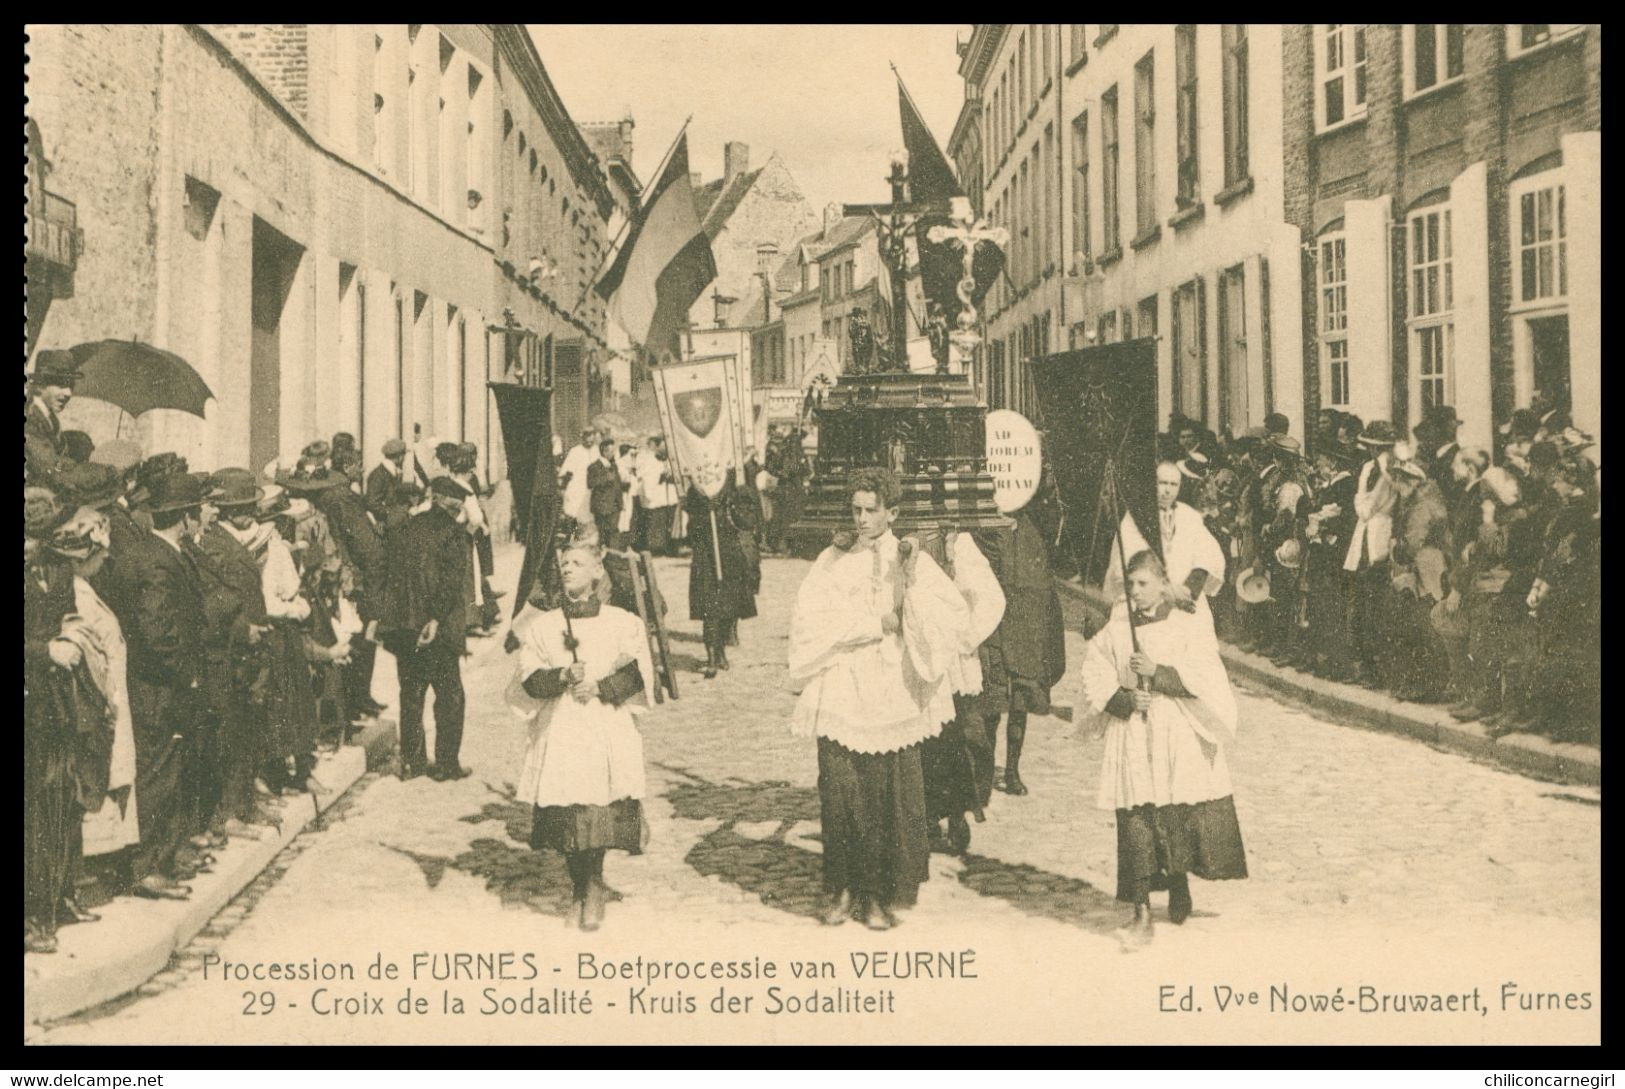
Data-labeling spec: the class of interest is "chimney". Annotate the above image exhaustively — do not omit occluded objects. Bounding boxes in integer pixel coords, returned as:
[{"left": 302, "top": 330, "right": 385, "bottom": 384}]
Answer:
[
  {"left": 724, "top": 141, "right": 750, "bottom": 184},
  {"left": 824, "top": 201, "right": 843, "bottom": 237}
]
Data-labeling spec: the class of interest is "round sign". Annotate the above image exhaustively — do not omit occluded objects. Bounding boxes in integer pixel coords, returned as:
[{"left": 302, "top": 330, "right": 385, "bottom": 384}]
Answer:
[{"left": 986, "top": 409, "right": 1042, "bottom": 513}]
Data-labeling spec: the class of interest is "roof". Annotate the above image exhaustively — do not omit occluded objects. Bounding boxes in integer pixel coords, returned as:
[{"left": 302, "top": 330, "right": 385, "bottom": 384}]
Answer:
[
  {"left": 697, "top": 167, "right": 765, "bottom": 239},
  {"left": 777, "top": 287, "right": 821, "bottom": 309},
  {"left": 810, "top": 216, "right": 876, "bottom": 259}
]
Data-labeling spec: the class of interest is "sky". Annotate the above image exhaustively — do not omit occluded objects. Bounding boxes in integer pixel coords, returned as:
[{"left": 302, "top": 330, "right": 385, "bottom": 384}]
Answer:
[{"left": 528, "top": 24, "right": 972, "bottom": 210}]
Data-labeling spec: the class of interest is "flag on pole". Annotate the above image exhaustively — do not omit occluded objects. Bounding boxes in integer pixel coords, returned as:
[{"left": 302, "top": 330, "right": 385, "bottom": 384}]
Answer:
[
  {"left": 897, "top": 74, "right": 969, "bottom": 332},
  {"left": 595, "top": 132, "right": 717, "bottom": 359},
  {"left": 649, "top": 356, "right": 744, "bottom": 499}
]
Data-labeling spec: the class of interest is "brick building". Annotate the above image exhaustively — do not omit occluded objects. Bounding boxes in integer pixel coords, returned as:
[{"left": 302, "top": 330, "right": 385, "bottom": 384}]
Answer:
[
  {"left": 955, "top": 24, "right": 1304, "bottom": 440},
  {"left": 25, "top": 23, "right": 614, "bottom": 478},
  {"left": 1285, "top": 23, "right": 1601, "bottom": 454}
]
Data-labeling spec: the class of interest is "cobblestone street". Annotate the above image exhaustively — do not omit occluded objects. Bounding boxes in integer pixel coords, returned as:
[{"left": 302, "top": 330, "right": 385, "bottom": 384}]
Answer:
[{"left": 40, "top": 545, "right": 1601, "bottom": 1046}]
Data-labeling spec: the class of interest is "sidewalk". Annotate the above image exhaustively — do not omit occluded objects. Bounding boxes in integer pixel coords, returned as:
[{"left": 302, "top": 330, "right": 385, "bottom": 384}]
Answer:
[
  {"left": 1054, "top": 579, "right": 1601, "bottom": 788},
  {"left": 23, "top": 718, "right": 396, "bottom": 1027}
]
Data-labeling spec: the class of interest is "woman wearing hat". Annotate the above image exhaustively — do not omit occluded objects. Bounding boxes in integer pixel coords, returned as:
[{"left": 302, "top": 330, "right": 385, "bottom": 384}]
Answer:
[
  {"left": 221, "top": 482, "right": 324, "bottom": 799},
  {"left": 48, "top": 511, "right": 142, "bottom": 909},
  {"left": 1342, "top": 421, "right": 1401, "bottom": 688},
  {"left": 24, "top": 489, "right": 111, "bottom": 952}
]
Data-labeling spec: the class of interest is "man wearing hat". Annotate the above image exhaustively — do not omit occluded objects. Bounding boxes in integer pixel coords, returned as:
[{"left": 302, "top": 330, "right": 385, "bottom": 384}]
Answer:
[
  {"left": 26, "top": 349, "right": 82, "bottom": 486},
  {"left": 374, "top": 476, "right": 474, "bottom": 781},
  {"left": 1258, "top": 432, "right": 1313, "bottom": 667},
  {"left": 121, "top": 472, "right": 211, "bottom": 899},
  {"left": 1485, "top": 442, "right": 1566, "bottom": 734},
  {"left": 303, "top": 465, "right": 388, "bottom": 722},
  {"left": 1342, "top": 421, "right": 1400, "bottom": 688},
  {"left": 187, "top": 470, "right": 275, "bottom": 840},
  {"left": 1414, "top": 405, "right": 1463, "bottom": 496},
  {"left": 366, "top": 438, "right": 415, "bottom": 532},
  {"left": 1305, "top": 441, "right": 1359, "bottom": 681}
]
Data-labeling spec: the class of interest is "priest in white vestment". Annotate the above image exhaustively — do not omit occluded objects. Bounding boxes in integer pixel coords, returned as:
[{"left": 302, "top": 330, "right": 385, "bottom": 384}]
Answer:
[
  {"left": 1080, "top": 548, "right": 1248, "bottom": 945},
  {"left": 788, "top": 468, "right": 971, "bottom": 931},
  {"left": 507, "top": 540, "right": 653, "bottom": 931},
  {"left": 1103, "top": 461, "right": 1227, "bottom": 611},
  {"left": 558, "top": 428, "right": 598, "bottom": 529}
]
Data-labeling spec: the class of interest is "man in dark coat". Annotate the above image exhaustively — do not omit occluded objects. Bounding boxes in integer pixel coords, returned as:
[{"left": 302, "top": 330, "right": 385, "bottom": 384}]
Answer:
[
  {"left": 588, "top": 439, "right": 625, "bottom": 549},
  {"left": 375, "top": 477, "right": 473, "bottom": 782},
  {"left": 122, "top": 473, "right": 211, "bottom": 899},
  {"left": 684, "top": 476, "right": 760, "bottom": 678},
  {"left": 1414, "top": 405, "right": 1463, "bottom": 497},
  {"left": 187, "top": 471, "right": 273, "bottom": 840},
  {"left": 366, "top": 438, "right": 415, "bottom": 532},
  {"left": 25, "top": 349, "right": 81, "bottom": 487},
  {"left": 1304, "top": 443, "right": 1359, "bottom": 681},
  {"left": 310, "top": 469, "right": 388, "bottom": 722},
  {"left": 968, "top": 508, "right": 1066, "bottom": 796}
]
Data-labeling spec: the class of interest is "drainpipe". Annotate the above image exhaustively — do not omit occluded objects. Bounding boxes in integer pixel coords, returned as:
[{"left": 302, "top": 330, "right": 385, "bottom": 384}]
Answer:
[{"left": 1055, "top": 23, "right": 1066, "bottom": 346}]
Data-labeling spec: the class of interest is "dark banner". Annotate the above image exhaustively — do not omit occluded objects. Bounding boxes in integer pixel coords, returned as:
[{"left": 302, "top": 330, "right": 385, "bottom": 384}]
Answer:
[
  {"left": 489, "top": 382, "right": 557, "bottom": 617},
  {"left": 1029, "top": 340, "right": 1161, "bottom": 586}
]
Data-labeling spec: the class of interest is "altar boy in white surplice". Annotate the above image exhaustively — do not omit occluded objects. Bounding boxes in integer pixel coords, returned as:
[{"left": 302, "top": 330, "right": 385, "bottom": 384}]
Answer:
[
  {"left": 506, "top": 540, "right": 654, "bottom": 932},
  {"left": 787, "top": 467, "right": 971, "bottom": 932},
  {"left": 1080, "top": 548, "right": 1248, "bottom": 947}
]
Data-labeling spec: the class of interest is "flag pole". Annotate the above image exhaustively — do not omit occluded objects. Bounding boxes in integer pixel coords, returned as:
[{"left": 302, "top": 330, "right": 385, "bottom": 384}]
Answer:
[{"left": 573, "top": 114, "right": 695, "bottom": 317}]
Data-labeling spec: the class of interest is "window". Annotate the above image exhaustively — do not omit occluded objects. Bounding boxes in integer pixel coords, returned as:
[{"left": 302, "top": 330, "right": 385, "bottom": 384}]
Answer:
[
  {"left": 1097, "top": 309, "right": 1118, "bottom": 344},
  {"left": 1175, "top": 26, "right": 1199, "bottom": 206},
  {"left": 1071, "top": 111, "right": 1091, "bottom": 264},
  {"left": 1222, "top": 25, "right": 1250, "bottom": 185},
  {"left": 1218, "top": 265, "right": 1248, "bottom": 432},
  {"left": 1405, "top": 25, "right": 1464, "bottom": 96},
  {"left": 1316, "top": 24, "right": 1367, "bottom": 130},
  {"left": 1172, "top": 278, "right": 1206, "bottom": 421},
  {"left": 1512, "top": 176, "right": 1568, "bottom": 305},
  {"left": 1043, "top": 123, "right": 1056, "bottom": 274},
  {"left": 1018, "top": 157, "right": 1031, "bottom": 283},
  {"left": 1071, "top": 24, "right": 1088, "bottom": 65},
  {"left": 1018, "top": 30, "right": 1028, "bottom": 108},
  {"left": 989, "top": 338, "right": 1007, "bottom": 407},
  {"left": 1407, "top": 205, "right": 1455, "bottom": 414},
  {"left": 1042, "top": 24, "right": 1052, "bottom": 84},
  {"left": 1096, "top": 25, "right": 1119, "bottom": 47},
  {"left": 1508, "top": 24, "right": 1581, "bottom": 56},
  {"left": 1133, "top": 51, "right": 1157, "bottom": 239},
  {"left": 1137, "top": 295, "right": 1159, "bottom": 343},
  {"left": 1101, "top": 86, "right": 1121, "bottom": 254},
  {"left": 1319, "top": 234, "right": 1350, "bottom": 407}
]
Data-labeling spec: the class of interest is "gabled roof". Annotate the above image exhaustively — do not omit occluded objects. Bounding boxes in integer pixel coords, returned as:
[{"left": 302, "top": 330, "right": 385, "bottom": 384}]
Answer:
[
  {"left": 810, "top": 216, "right": 876, "bottom": 259},
  {"left": 697, "top": 167, "right": 765, "bottom": 239}
]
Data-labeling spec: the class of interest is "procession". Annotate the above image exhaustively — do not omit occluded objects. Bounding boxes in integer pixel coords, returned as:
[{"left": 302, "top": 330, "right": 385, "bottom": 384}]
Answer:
[{"left": 24, "top": 24, "right": 1600, "bottom": 1048}]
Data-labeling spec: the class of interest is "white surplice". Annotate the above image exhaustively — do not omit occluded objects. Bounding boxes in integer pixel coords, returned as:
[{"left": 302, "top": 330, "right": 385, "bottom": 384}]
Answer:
[
  {"left": 59, "top": 575, "right": 140, "bottom": 855},
  {"left": 942, "top": 532, "right": 1007, "bottom": 703},
  {"left": 1102, "top": 502, "right": 1227, "bottom": 604},
  {"left": 506, "top": 602, "right": 653, "bottom": 808},
  {"left": 560, "top": 443, "right": 596, "bottom": 525},
  {"left": 1079, "top": 601, "right": 1239, "bottom": 812},
  {"left": 787, "top": 531, "right": 971, "bottom": 754}
]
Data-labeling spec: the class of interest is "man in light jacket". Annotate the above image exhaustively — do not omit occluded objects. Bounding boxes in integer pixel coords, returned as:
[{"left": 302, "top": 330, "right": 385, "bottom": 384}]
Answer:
[{"left": 1342, "top": 420, "right": 1399, "bottom": 688}]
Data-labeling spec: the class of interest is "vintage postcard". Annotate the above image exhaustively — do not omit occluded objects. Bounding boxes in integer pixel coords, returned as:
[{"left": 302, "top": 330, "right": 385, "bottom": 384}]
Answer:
[{"left": 23, "top": 24, "right": 1600, "bottom": 1048}]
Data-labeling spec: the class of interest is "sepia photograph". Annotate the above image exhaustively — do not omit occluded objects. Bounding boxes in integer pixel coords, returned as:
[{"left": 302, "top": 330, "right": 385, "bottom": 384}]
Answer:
[{"left": 22, "top": 23, "right": 1600, "bottom": 1050}]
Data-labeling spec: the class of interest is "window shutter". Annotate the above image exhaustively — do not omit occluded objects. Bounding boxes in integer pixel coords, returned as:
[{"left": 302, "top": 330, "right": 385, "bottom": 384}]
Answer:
[
  {"left": 1563, "top": 130, "right": 1601, "bottom": 450},
  {"left": 1196, "top": 275, "right": 1209, "bottom": 423},
  {"left": 1171, "top": 288, "right": 1184, "bottom": 415},
  {"left": 1343, "top": 196, "right": 1392, "bottom": 428},
  {"left": 1449, "top": 163, "right": 1492, "bottom": 451}
]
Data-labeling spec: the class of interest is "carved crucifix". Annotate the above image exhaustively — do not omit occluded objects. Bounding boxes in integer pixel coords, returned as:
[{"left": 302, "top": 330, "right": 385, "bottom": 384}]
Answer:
[{"left": 926, "top": 196, "right": 1010, "bottom": 357}]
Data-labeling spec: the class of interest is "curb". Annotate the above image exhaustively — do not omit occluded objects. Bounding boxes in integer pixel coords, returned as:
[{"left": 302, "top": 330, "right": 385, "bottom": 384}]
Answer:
[
  {"left": 24, "top": 718, "right": 397, "bottom": 1027},
  {"left": 1054, "top": 579, "right": 1600, "bottom": 788}
]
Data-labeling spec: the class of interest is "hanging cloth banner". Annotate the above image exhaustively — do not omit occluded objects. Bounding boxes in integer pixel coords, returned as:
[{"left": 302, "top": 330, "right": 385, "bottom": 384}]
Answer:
[{"left": 650, "top": 354, "right": 745, "bottom": 498}]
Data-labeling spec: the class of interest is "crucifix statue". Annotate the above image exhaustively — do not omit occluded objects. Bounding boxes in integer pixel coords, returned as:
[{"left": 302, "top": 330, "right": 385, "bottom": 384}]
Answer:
[
  {"left": 842, "top": 159, "right": 952, "bottom": 375},
  {"left": 926, "top": 196, "right": 1009, "bottom": 371}
]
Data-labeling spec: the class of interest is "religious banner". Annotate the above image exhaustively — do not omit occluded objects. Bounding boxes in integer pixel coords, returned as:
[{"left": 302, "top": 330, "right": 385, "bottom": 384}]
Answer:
[
  {"left": 985, "top": 409, "right": 1042, "bottom": 514},
  {"left": 650, "top": 354, "right": 745, "bottom": 498},
  {"left": 1029, "top": 339, "right": 1160, "bottom": 586},
  {"left": 488, "top": 381, "right": 557, "bottom": 616}
]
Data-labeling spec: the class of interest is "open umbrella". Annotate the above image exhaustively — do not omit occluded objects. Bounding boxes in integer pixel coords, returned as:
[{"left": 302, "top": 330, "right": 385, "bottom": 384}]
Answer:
[{"left": 66, "top": 339, "right": 215, "bottom": 419}]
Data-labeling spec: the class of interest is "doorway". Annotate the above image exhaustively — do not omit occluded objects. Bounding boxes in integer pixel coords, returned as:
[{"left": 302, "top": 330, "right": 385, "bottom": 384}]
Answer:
[{"left": 250, "top": 218, "right": 304, "bottom": 473}]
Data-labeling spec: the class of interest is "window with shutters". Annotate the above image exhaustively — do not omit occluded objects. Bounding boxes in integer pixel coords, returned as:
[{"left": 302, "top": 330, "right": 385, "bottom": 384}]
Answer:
[
  {"left": 1172, "top": 278, "right": 1207, "bottom": 422},
  {"left": 1510, "top": 174, "right": 1567, "bottom": 307},
  {"left": 1097, "top": 308, "right": 1118, "bottom": 345},
  {"left": 1133, "top": 51, "right": 1158, "bottom": 241},
  {"left": 1101, "top": 86, "right": 1121, "bottom": 256},
  {"left": 1318, "top": 233, "right": 1351, "bottom": 407},
  {"left": 1222, "top": 25, "right": 1250, "bottom": 186},
  {"left": 1218, "top": 265, "right": 1248, "bottom": 433},
  {"left": 1407, "top": 205, "right": 1455, "bottom": 413},
  {"left": 1175, "top": 26, "right": 1200, "bottom": 207},
  {"left": 1070, "top": 25, "right": 1089, "bottom": 66},
  {"left": 1315, "top": 24, "right": 1368, "bottom": 131},
  {"left": 1404, "top": 25, "right": 1465, "bottom": 97}
]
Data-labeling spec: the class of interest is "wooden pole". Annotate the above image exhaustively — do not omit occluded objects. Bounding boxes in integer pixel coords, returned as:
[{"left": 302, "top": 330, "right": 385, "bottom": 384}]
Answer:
[{"left": 708, "top": 501, "right": 724, "bottom": 583}]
